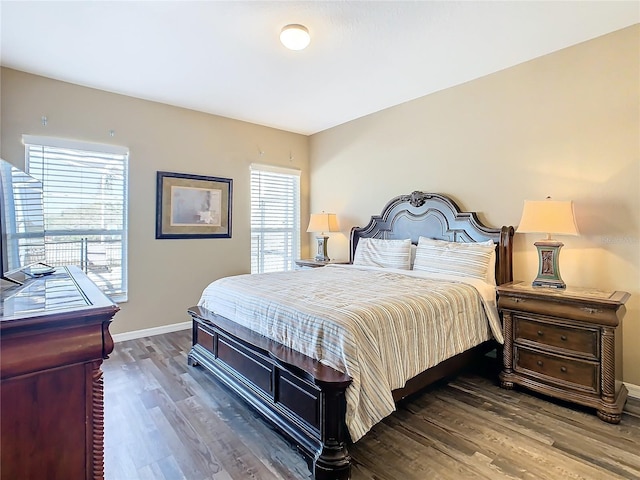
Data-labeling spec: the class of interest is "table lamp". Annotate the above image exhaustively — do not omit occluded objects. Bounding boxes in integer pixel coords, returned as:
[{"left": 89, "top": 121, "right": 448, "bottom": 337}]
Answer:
[
  {"left": 516, "top": 197, "right": 579, "bottom": 289},
  {"left": 307, "top": 213, "right": 339, "bottom": 262}
]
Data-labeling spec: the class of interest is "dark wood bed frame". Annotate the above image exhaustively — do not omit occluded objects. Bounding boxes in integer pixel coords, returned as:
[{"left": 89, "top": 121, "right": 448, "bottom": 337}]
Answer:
[{"left": 188, "top": 192, "right": 514, "bottom": 479}]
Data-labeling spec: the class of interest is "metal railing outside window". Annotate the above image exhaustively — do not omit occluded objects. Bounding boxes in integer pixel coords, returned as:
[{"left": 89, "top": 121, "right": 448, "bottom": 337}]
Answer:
[{"left": 44, "top": 234, "right": 125, "bottom": 297}]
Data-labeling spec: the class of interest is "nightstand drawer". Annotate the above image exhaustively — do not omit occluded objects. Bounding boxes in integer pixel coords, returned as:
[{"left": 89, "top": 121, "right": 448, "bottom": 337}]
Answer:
[
  {"left": 514, "top": 316, "right": 598, "bottom": 359},
  {"left": 515, "top": 347, "right": 599, "bottom": 394}
]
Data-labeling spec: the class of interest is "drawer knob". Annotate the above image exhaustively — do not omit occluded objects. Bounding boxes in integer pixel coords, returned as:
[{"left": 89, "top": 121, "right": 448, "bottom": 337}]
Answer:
[
  {"left": 560, "top": 366, "right": 567, "bottom": 373},
  {"left": 560, "top": 335, "right": 567, "bottom": 341},
  {"left": 537, "top": 360, "right": 543, "bottom": 367},
  {"left": 537, "top": 330, "right": 544, "bottom": 337},
  {"left": 581, "top": 307, "right": 599, "bottom": 314},
  {"left": 513, "top": 298, "right": 525, "bottom": 303}
]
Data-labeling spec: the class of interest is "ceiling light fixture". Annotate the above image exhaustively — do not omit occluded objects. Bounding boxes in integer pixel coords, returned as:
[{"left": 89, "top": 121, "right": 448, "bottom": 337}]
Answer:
[{"left": 280, "top": 24, "right": 310, "bottom": 51}]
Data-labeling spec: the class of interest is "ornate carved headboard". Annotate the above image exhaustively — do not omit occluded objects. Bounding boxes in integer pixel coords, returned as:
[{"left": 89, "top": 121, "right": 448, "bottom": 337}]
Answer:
[{"left": 349, "top": 191, "right": 514, "bottom": 285}]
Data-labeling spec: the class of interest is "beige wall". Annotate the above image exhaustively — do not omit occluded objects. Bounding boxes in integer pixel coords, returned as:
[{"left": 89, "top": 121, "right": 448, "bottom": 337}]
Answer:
[
  {"left": 0, "top": 68, "right": 310, "bottom": 335},
  {"left": 309, "top": 26, "right": 640, "bottom": 385}
]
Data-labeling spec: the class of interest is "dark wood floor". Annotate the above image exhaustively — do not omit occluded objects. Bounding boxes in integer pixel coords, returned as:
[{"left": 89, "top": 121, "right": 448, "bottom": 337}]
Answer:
[{"left": 103, "top": 330, "right": 640, "bottom": 480}]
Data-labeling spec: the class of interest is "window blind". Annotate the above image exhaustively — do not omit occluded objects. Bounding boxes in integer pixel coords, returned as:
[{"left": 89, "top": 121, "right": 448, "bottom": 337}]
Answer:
[
  {"left": 23, "top": 135, "right": 129, "bottom": 301},
  {"left": 250, "top": 164, "right": 300, "bottom": 274}
]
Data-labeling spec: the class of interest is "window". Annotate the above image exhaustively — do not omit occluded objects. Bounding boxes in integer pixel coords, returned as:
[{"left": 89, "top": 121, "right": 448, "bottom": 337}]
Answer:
[
  {"left": 250, "top": 164, "right": 300, "bottom": 274},
  {"left": 23, "top": 135, "right": 129, "bottom": 301}
]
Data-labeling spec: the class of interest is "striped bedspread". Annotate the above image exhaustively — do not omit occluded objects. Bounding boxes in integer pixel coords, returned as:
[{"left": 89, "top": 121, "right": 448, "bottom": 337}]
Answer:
[{"left": 197, "top": 264, "right": 501, "bottom": 441}]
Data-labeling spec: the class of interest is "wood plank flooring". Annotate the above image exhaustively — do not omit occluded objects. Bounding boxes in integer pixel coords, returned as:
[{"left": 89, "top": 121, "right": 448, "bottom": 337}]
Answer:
[{"left": 103, "top": 330, "right": 640, "bottom": 479}]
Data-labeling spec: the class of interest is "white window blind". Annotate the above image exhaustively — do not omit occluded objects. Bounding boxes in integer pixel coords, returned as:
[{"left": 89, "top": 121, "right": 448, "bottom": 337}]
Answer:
[
  {"left": 250, "top": 164, "right": 300, "bottom": 274},
  {"left": 23, "top": 135, "right": 129, "bottom": 301}
]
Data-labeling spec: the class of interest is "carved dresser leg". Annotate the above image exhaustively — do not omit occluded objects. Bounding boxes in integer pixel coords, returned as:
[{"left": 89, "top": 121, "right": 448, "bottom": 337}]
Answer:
[
  {"left": 91, "top": 361, "right": 106, "bottom": 480},
  {"left": 596, "top": 410, "right": 622, "bottom": 424},
  {"left": 499, "top": 311, "right": 515, "bottom": 390},
  {"left": 600, "top": 327, "right": 616, "bottom": 405}
]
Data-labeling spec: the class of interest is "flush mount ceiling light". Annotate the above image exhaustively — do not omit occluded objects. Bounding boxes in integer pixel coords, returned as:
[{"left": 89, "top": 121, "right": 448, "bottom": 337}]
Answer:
[{"left": 280, "top": 24, "right": 310, "bottom": 50}]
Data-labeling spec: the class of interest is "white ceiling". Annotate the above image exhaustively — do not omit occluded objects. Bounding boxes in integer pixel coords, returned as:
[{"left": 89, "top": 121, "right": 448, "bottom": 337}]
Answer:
[{"left": 1, "top": 1, "right": 638, "bottom": 135}]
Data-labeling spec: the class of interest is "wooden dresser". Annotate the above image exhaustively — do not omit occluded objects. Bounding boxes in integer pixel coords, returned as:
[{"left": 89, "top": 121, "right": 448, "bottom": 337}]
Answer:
[
  {"left": 498, "top": 281, "right": 629, "bottom": 423},
  {"left": 0, "top": 266, "right": 119, "bottom": 480}
]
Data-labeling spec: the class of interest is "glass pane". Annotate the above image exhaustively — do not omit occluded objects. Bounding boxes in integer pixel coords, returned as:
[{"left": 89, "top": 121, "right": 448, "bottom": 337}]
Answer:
[
  {"left": 250, "top": 169, "right": 300, "bottom": 274},
  {"left": 26, "top": 142, "right": 128, "bottom": 299}
]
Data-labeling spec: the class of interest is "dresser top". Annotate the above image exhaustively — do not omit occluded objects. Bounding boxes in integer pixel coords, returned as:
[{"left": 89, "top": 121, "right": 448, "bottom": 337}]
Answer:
[{"left": 0, "top": 266, "right": 118, "bottom": 327}]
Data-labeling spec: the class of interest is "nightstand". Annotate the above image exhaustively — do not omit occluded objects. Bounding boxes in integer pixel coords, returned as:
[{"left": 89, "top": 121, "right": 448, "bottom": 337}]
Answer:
[
  {"left": 497, "top": 281, "right": 630, "bottom": 423},
  {"left": 295, "top": 258, "right": 350, "bottom": 269}
]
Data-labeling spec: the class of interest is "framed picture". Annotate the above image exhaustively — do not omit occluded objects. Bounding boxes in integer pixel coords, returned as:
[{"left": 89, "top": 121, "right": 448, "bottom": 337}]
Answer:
[{"left": 156, "top": 171, "right": 232, "bottom": 239}]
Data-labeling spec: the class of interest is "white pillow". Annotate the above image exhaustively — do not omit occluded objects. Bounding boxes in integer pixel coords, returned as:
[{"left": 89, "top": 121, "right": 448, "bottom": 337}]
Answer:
[
  {"left": 353, "top": 238, "right": 412, "bottom": 270},
  {"left": 413, "top": 237, "right": 496, "bottom": 283}
]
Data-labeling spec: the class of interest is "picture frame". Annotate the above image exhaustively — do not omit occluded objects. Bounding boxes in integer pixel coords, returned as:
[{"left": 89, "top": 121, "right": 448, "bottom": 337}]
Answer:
[{"left": 156, "top": 171, "right": 232, "bottom": 239}]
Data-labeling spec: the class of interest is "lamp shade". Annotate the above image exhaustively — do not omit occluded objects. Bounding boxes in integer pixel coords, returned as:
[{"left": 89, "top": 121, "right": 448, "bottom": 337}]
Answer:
[
  {"left": 307, "top": 213, "right": 339, "bottom": 234},
  {"left": 517, "top": 199, "right": 579, "bottom": 238}
]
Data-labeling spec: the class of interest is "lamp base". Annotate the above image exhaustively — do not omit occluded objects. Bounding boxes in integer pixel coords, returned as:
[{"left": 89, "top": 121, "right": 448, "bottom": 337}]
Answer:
[
  {"left": 532, "top": 240, "right": 566, "bottom": 289},
  {"left": 314, "top": 235, "right": 330, "bottom": 262}
]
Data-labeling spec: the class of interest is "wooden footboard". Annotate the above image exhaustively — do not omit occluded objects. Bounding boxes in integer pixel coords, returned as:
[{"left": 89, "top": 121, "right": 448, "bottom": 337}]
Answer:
[
  {"left": 187, "top": 306, "right": 352, "bottom": 480},
  {"left": 188, "top": 306, "right": 496, "bottom": 479}
]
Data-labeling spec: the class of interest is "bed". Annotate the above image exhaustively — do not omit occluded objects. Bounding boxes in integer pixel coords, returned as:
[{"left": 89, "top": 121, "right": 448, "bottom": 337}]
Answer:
[{"left": 187, "top": 191, "right": 514, "bottom": 479}]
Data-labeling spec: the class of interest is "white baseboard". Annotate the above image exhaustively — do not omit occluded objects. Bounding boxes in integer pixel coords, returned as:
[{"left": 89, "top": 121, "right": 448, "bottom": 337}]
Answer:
[
  {"left": 626, "top": 382, "right": 640, "bottom": 400},
  {"left": 112, "top": 321, "right": 191, "bottom": 343}
]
